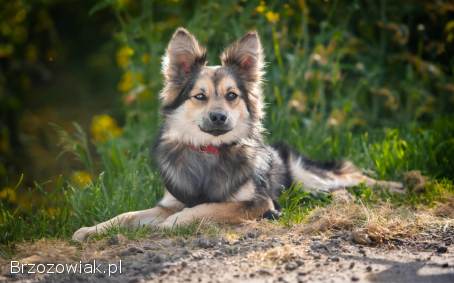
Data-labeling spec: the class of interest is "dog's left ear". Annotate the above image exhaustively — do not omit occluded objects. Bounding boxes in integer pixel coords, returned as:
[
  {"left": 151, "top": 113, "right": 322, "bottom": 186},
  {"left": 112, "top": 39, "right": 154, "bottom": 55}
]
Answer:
[
  {"left": 162, "top": 28, "right": 206, "bottom": 81},
  {"left": 220, "top": 31, "right": 264, "bottom": 83},
  {"left": 161, "top": 28, "right": 206, "bottom": 105}
]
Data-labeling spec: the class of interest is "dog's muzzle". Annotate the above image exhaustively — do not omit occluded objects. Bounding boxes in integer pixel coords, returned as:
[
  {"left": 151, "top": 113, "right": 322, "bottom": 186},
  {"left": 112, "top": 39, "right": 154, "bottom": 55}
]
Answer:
[{"left": 200, "top": 111, "right": 232, "bottom": 136}]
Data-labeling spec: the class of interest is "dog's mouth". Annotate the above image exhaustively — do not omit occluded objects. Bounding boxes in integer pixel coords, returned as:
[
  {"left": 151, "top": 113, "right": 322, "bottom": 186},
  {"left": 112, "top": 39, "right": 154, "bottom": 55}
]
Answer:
[{"left": 199, "top": 126, "right": 232, "bottom": 136}]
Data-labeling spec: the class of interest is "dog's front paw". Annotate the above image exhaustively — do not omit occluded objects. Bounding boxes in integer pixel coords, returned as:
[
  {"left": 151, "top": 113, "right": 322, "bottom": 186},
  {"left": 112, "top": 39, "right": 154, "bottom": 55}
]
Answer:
[
  {"left": 72, "top": 226, "right": 95, "bottom": 242},
  {"left": 158, "top": 219, "right": 176, "bottom": 229}
]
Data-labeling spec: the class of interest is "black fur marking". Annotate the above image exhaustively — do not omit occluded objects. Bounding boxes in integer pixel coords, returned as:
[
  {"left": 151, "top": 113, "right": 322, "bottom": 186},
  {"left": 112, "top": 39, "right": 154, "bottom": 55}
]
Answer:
[
  {"left": 224, "top": 66, "right": 255, "bottom": 119},
  {"left": 301, "top": 157, "right": 345, "bottom": 175},
  {"left": 162, "top": 74, "right": 198, "bottom": 113},
  {"left": 272, "top": 142, "right": 344, "bottom": 179},
  {"left": 163, "top": 55, "right": 207, "bottom": 113},
  {"left": 262, "top": 209, "right": 281, "bottom": 220},
  {"left": 155, "top": 140, "right": 257, "bottom": 207},
  {"left": 271, "top": 142, "right": 293, "bottom": 188}
]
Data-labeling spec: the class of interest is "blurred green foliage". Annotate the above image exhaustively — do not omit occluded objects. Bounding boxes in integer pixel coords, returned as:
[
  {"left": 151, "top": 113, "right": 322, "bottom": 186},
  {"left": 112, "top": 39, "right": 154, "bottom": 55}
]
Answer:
[{"left": 1, "top": 0, "right": 454, "bottom": 245}]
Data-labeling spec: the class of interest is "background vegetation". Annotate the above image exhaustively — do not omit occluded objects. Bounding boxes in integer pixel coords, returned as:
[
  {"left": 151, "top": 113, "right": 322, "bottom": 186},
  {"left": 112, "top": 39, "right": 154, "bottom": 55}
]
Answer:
[{"left": 1, "top": 0, "right": 453, "bottom": 249}]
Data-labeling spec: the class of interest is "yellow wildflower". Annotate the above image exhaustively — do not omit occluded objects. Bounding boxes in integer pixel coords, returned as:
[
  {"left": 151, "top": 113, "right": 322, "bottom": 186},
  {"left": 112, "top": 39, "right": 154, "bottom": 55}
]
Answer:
[
  {"left": 26, "top": 45, "right": 38, "bottom": 63},
  {"left": 0, "top": 187, "right": 17, "bottom": 203},
  {"left": 265, "top": 11, "right": 280, "bottom": 24},
  {"left": 118, "top": 71, "right": 134, "bottom": 92},
  {"left": 46, "top": 207, "right": 60, "bottom": 218},
  {"left": 284, "top": 4, "right": 294, "bottom": 16},
  {"left": 91, "top": 114, "right": 123, "bottom": 142},
  {"left": 141, "top": 53, "right": 151, "bottom": 64},
  {"left": 118, "top": 71, "right": 143, "bottom": 93},
  {"left": 115, "top": 0, "right": 131, "bottom": 10},
  {"left": 256, "top": 1, "right": 266, "bottom": 14},
  {"left": 71, "top": 171, "right": 92, "bottom": 188},
  {"left": 0, "top": 44, "right": 14, "bottom": 58},
  {"left": 116, "top": 46, "right": 134, "bottom": 68},
  {"left": 138, "top": 88, "right": 151, "bottom": 101}
]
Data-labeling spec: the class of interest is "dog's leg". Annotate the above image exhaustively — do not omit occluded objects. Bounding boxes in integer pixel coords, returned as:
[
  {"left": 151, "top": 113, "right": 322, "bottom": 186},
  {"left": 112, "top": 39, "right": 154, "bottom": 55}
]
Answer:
[
  {"left": 72, "top": 191, "right": 184, "bottom": 241},
  {"left": 288, "top": 154, "right": 403, "bottom": 193},
  {"left": 158, "top": 198, "right": 274, "bottom": 229}
]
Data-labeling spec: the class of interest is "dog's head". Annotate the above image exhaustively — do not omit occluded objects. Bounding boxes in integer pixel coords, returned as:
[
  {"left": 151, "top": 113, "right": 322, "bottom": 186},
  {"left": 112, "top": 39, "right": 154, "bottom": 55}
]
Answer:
[{"left": 160, "top": 28, "right": 265, "bottom": 146}]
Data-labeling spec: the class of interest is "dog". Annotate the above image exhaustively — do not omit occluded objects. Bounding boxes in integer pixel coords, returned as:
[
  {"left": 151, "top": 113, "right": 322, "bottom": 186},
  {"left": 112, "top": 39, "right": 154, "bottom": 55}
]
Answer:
[{"left": 72, "top": 28, "right": 402, "bottom": 241}]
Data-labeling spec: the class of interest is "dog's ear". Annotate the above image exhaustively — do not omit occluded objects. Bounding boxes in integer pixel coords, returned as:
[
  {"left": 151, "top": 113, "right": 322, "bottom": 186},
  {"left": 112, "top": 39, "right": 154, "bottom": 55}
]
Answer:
[
  {"left": 162, "top": 28, "right": 206, "bottom": 84},
  {"left": 220, "top": 31, "right": 264, "bottom": 83},
  {"left": 161, "top": 28, "right": 206, "bottom": 105}
]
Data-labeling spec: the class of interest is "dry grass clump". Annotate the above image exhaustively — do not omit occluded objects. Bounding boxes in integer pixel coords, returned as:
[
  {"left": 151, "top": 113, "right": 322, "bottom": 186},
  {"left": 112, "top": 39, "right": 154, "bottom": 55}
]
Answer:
[
  {"left": 301, "top": 195, "right": 453, "bottom": 245},
  {"left": 247, "top": 244, "right": 298, "bottom": 266},
  {"left": 432, "top": 196, "right": 454, "bottom": 218}
]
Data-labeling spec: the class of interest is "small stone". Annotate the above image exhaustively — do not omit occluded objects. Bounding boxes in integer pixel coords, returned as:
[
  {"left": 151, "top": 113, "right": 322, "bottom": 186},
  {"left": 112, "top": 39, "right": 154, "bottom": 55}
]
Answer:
[
  {"left": 95, "top": 271, "right": 105, "bottom": 278},
  {"left": 285, "top": 262, "right": 299, "bottom": 271},
  {"left": 128, "top": 278, "right": 145, "bottom": 283},
  {"left": 247, "top": 230, "right": 261, "bottom": 238},
  {"left": 181, "top": 261, "right": 188, "bottom": 268},
  {"left": 193, "top": 238, "right": 215, "bottom": 249},
  {"left": 119, "top": 249, "right": 133, "bottom": 257},
  {"left": 349, "top": 262, "right": 355, "bottom": 269},
  {"left": 442, "top": 263, "right": 449, "bottom": 268},
  {"left": 310, "top": 242, "right": 329, "bottom": 252},
  {"left": 257, "top": 269, "right": 272, "bottom": 276},
  {"left": 436, "top": 246, "right": 448, "bottom": 254},
  {"left": 330, "top": 256, "right": 340, "bottom": 262},
  {"left": 149, "top": 254, "right": 164, "bottom": 263},
  {"left": 351, "top": 276, "right": 359, "bottom": 281},
  {"left": 128, "top": 246, "right": 144, "bottom": 254},
  {"left": 358, "top": 247, "right": 367, "bottom": 256},
  {"left": 352, "top": 230, "right": 372, "bottom": 245},
  {"left": 295, "top": 259, "right": 305, "bottom": 266},
  {"left": 366, "top": 266, "right": 372, "bottom": 272},
  {"left": 107, "top": 234, "right": 120, "bottom": 245}
]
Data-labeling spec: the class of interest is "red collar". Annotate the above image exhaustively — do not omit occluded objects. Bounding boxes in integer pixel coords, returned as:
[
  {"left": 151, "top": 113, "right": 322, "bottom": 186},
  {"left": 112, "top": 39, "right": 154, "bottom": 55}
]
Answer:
[{"left": 188, "top": 144, "right": 220, "bottom": 155}]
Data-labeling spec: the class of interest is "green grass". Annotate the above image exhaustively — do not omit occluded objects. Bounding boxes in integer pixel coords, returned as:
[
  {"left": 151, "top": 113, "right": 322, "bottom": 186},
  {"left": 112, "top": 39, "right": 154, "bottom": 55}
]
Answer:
[{"left": 1, "top": 0, "right": 454, "bottom": 249}]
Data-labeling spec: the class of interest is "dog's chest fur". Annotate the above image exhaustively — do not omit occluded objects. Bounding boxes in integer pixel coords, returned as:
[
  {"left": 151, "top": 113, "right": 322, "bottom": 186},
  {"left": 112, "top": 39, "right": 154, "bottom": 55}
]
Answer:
[{"left": 155, "top": 139, "right": 274, "bottom": 207}]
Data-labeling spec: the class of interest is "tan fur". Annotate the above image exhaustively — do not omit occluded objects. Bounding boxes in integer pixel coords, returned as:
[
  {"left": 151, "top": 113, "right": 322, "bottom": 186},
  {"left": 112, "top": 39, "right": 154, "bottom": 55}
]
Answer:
[
  {"left": 161, "top": 67, "right": 252, "bottom": 146},
  {"left": 159, "top": 199, "right": 274, "bottom": 228},
  {"left": 72, "top": 189, "right": 272, "bottom": 241},
  {"left": 72, "top": 196, "right": 181, "bottom": 241}
]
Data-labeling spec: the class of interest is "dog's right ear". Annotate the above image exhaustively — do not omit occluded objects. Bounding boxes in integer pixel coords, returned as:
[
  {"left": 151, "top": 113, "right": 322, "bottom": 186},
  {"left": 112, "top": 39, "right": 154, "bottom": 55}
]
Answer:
[{"left": 162, "top": 28, "right": 206, "bottom": 85}]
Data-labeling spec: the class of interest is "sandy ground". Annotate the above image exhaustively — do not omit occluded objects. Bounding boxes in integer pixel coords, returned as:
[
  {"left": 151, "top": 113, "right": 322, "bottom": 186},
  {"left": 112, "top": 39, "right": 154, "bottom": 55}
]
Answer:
[{"left": 1, "top": 223, "right": 453, "bottom": 283}]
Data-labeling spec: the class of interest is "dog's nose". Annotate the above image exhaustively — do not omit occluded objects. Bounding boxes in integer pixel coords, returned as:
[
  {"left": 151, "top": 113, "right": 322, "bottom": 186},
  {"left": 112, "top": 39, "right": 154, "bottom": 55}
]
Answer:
[{"left": 209, "top": 112, "right": 227, "bottom": 125}]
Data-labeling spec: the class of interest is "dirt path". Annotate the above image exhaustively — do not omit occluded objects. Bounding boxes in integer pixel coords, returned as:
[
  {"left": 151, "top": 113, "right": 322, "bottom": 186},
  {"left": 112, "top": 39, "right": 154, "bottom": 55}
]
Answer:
[{"left": 2, "top": 224, "right": 453, "bottom": 283}]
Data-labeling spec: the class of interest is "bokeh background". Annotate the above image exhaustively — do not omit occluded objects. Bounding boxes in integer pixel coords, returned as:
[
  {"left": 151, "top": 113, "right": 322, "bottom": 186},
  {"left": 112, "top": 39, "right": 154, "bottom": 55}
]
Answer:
[{"left": 1, "top": 0, "right": 453, "bottom": 245}]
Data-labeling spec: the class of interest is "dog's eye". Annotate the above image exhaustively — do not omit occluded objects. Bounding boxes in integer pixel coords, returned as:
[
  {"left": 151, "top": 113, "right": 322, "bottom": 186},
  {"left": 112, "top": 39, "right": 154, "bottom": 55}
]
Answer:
[
  {"left": 194, "top": 93, "right": 207, "bottom": 101},
  {"left": 225, "top": 92, "right": 238, "bottom": 101}
]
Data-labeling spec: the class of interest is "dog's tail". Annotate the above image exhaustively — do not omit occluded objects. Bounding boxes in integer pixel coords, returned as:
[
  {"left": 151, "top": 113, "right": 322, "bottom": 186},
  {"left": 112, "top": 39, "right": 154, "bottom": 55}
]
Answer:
[{"left": 272, "top": 143, "right": 403, "bottom": 194}]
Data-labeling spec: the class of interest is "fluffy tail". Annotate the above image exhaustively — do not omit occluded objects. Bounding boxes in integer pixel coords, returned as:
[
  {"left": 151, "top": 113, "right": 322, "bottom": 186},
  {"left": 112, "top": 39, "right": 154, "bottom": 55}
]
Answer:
[{"left": 273, "top": 143, "right": 403, "bottom": 194}]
